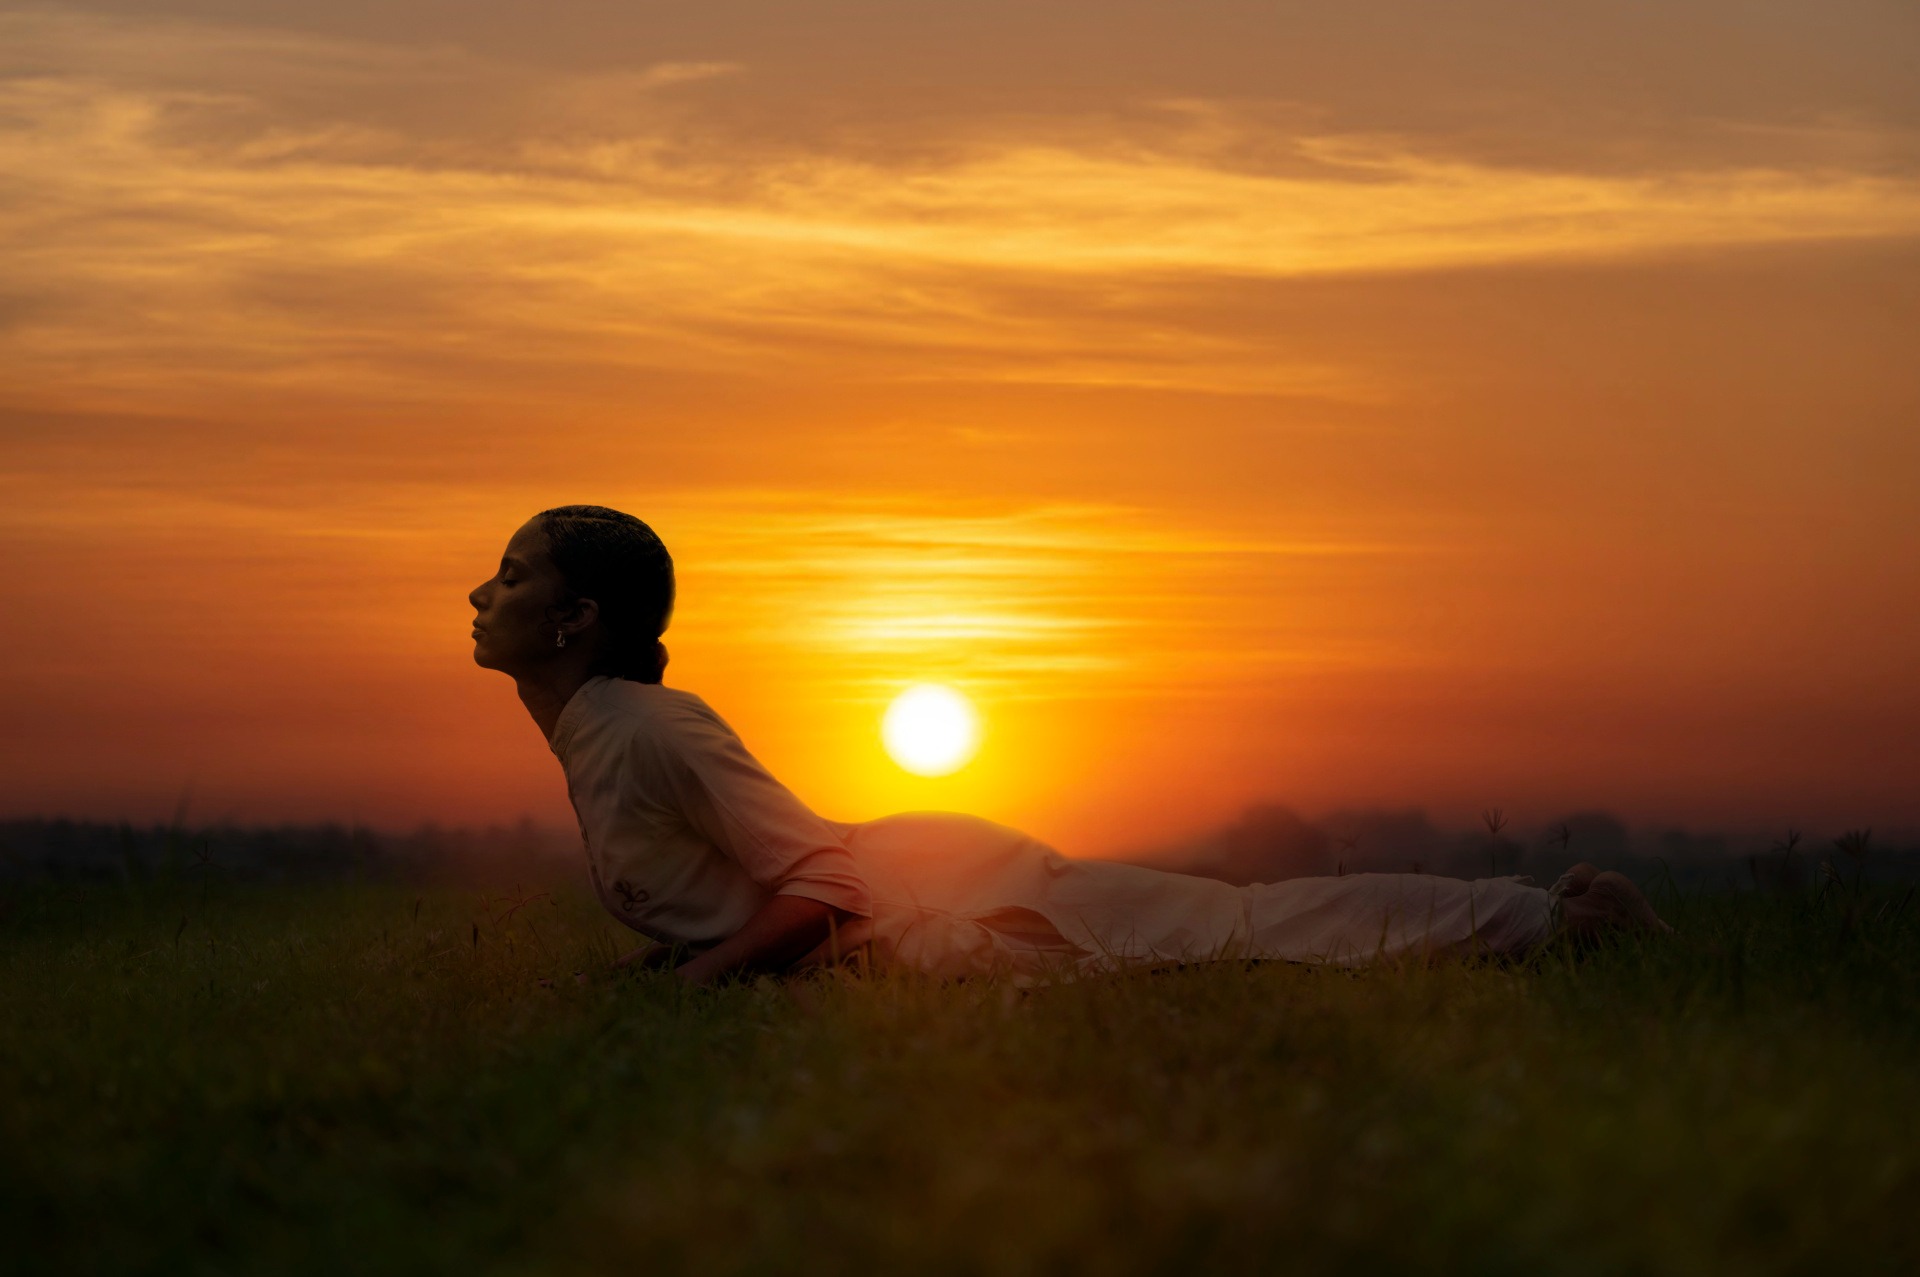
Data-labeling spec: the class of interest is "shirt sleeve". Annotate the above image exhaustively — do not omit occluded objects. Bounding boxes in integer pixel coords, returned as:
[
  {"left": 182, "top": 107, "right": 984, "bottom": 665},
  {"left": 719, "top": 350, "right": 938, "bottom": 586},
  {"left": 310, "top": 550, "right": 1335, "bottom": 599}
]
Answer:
[{"left": 645, "top": 697, "right": 872, "bottom": 919}]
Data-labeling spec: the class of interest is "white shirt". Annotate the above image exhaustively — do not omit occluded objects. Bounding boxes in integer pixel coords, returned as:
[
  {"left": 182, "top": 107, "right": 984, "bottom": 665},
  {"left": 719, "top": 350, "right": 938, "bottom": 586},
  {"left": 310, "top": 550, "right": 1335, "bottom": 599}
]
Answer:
[{"left": 548, "top": 676, "right": 871, "bottom": 946}]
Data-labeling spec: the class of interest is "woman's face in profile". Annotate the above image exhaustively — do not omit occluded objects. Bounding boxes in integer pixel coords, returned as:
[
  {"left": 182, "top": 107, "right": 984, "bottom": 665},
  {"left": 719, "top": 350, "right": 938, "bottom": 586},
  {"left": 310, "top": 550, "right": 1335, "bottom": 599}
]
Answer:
[{"left": 468, "top": 519, "right": 568, "bottom": 673}]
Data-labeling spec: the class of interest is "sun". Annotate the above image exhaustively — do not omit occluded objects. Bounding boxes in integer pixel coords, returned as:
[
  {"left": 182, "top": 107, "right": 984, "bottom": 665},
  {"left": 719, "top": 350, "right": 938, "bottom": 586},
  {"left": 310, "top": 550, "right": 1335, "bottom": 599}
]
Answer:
[{"left": 882, "top": 684, "right": 980, "bottom": 776}]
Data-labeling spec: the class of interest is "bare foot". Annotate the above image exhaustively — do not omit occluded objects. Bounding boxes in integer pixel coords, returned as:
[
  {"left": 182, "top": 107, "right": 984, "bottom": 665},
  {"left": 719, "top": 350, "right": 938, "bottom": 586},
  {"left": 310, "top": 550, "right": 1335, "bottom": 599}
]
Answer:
[
  {"left": 1553, "top": 863, "right": 1600, "bottom": 899},
  {"left": 1559, "top": 870, "right": 1673, "bottom": 939}
]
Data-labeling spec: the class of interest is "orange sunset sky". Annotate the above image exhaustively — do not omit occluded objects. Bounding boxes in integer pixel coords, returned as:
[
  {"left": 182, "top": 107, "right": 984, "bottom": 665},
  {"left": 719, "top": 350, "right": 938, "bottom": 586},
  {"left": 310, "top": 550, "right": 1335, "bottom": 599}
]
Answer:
[{"left": 3, "top": 2, "right": 1917, "bottom": 855}]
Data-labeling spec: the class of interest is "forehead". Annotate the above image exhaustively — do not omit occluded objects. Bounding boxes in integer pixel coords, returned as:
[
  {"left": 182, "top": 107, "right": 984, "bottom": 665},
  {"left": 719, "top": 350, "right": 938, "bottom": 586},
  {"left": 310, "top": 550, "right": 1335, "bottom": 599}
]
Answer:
[{"left": 501, "top": 519, "right": 552, "bottom": 565}]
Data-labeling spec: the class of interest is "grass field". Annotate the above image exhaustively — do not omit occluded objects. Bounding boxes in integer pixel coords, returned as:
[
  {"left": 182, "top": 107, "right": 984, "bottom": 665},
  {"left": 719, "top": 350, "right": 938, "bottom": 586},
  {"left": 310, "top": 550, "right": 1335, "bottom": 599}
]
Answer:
[{"left": 5, "top": 871, "right": 1917, "bottom": 1275}]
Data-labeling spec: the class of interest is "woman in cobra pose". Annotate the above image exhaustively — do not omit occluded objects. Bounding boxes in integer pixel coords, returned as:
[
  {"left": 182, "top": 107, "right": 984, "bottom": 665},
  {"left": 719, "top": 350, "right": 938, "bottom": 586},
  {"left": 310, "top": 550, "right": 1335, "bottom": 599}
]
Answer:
[{"left": 469, "top": 505, "right": 1669, "bottom": 986}]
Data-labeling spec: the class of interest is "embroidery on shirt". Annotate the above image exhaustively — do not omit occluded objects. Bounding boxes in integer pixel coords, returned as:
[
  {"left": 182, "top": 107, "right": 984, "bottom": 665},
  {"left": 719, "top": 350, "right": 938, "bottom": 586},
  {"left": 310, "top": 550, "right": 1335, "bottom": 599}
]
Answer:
[{"left": 613, "top": 880, "right": 650, "bottom": 913}]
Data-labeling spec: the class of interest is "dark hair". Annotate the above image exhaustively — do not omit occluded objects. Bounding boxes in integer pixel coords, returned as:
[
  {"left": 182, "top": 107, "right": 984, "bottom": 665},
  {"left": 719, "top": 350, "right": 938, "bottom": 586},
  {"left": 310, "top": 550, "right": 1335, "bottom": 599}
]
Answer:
[{"left": 536, "top": 505, "right": 675, "bottom": 683}]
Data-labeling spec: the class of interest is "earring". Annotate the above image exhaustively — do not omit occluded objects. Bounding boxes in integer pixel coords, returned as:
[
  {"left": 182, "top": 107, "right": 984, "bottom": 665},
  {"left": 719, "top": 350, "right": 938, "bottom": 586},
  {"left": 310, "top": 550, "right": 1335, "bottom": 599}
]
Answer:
[{"left": 555, "top": 630, "right": 567, "bottom": 649}]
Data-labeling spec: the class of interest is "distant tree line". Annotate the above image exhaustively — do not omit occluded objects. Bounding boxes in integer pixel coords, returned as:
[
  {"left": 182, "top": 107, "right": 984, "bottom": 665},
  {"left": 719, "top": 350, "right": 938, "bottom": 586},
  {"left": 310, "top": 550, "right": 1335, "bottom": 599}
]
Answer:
[
  {"left": 0, "top": 818, "right": 577, "bottom": 887},
  {"left": 1127, "top": 804, "right": 1920, "bottom": 891},
  {"left": 2, "top": 808, "right": 1914, "bottom": 890}
]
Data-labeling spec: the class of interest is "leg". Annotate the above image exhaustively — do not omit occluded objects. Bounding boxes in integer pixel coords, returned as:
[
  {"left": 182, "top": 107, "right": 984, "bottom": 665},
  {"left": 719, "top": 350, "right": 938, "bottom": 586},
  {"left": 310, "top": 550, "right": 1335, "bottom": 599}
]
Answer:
[{"left": 1244, "top": 872, "right": 1557, "bottom": 966}]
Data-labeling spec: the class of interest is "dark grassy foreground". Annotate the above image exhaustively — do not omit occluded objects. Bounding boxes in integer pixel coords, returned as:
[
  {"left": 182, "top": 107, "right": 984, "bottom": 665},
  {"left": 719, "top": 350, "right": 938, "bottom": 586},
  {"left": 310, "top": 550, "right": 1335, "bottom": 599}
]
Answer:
[{"left": 4, "top": 876, "right": 1917, "bottom": 1276}]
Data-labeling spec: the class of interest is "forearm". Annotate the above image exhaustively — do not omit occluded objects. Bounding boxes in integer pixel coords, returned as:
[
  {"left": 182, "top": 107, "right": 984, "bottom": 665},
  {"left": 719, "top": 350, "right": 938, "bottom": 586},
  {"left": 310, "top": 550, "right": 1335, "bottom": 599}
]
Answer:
[{"left": 674, "top": 893, "right": 851, "bottom": 986}]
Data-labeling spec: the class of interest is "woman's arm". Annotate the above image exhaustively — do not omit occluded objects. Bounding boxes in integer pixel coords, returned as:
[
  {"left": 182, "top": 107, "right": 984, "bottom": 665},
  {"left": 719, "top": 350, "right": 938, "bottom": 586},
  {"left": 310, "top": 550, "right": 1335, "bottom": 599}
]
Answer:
[{"left": 672, "top": 893, "right": 852, "bottom": 986}]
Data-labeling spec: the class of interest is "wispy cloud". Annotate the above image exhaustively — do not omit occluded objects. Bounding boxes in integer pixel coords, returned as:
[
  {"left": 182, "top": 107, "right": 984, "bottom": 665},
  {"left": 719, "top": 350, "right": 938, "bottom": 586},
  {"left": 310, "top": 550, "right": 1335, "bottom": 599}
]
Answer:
[
  {"left": 633, "top": 491, "right": 1426, "bottom": 697},
  {"left": 3, "top": 10, "right": 1917, "bottom": 415},
  {"left": 0, "top": 466, "right": 1416, "bottom": 701}
]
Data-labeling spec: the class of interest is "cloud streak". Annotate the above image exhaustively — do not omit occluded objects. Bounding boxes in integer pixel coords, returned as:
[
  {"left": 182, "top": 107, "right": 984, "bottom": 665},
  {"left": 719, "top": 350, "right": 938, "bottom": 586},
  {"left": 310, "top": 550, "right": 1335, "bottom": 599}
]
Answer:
[
  {"left": 4, "top": 10, "right": 1918, "bottom": 413},
  {"left": 594, "top": 491, "right": 1423, "bottom": 699}
]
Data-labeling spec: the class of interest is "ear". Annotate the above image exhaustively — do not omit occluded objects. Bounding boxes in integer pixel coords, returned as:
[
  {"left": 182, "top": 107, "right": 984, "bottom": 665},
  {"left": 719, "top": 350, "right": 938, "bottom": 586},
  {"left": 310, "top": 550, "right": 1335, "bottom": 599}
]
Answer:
[{"left": 555, "top": 596, "right": 600, "bottom": 639}]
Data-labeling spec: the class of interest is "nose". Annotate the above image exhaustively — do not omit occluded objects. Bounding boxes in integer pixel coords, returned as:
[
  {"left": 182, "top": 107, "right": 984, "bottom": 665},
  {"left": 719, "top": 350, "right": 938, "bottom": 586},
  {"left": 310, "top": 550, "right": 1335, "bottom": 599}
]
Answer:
[{"left": 468, "top": 581, "right": 488, "bottom": 612}]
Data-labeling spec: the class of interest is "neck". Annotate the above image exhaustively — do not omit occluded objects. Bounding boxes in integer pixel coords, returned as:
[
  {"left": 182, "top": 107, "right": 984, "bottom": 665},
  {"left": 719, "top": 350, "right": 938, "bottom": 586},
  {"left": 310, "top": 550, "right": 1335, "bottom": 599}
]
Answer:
[{"left": 514, "top": 661, "right": 600, "bottom": 744}]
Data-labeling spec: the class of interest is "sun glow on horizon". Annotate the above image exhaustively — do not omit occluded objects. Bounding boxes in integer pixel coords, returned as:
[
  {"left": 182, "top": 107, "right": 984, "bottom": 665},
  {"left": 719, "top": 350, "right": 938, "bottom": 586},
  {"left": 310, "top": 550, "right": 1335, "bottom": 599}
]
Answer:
[{"left": 882, "top": 684, "right": 981, "bottom": 777}]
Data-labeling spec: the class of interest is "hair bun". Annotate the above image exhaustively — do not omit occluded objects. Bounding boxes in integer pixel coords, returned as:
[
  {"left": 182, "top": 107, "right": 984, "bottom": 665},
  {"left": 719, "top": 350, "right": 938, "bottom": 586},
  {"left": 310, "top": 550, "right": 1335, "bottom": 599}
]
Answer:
[{"left": 536, "top": 504, "right": 675, "bottom": 684}]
